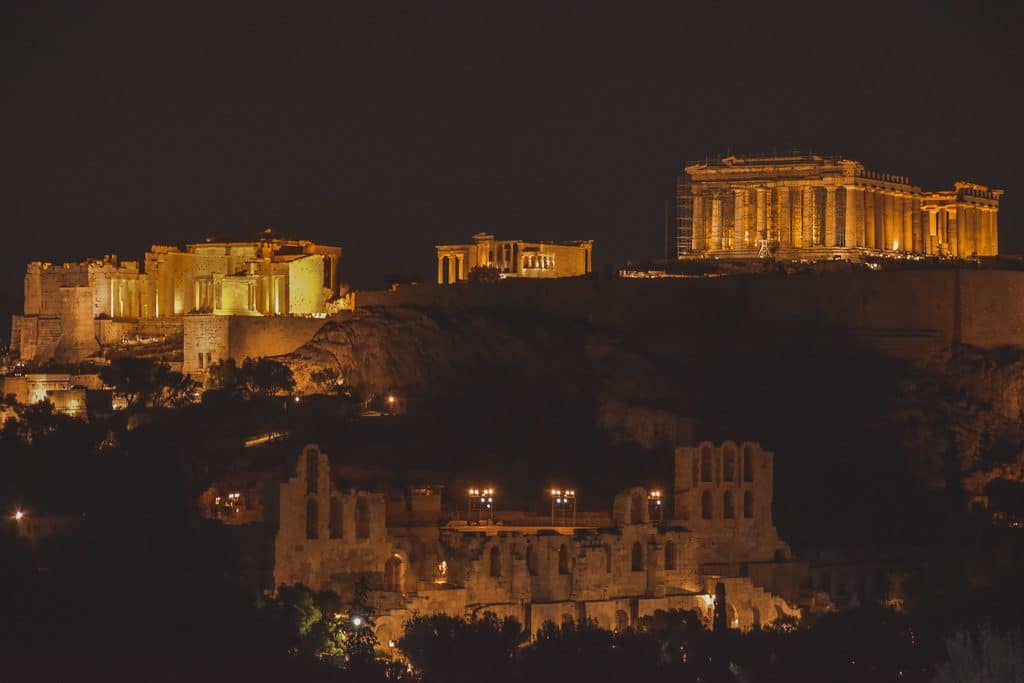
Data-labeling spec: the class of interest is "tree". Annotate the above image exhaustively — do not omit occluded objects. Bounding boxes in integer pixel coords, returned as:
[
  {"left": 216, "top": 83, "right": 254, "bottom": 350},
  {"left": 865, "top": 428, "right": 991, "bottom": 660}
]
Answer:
[
  {"left": 99, "top": 357, "right": 198, "bottom": 409},
  {"left": 398, "top": 612, "right": 526, "bottom": 683},
  {"left": 207, "top": 357, "right": 295, "bottom": 398},
  {"left": 932, "top": 624, "right": 1024, "bottom": 683},
  {"left": 309, "top": 367, "right": 344, "bottom": 395},
  {"left": 468, "top": 265, "right": 501, "bottom": 284}
]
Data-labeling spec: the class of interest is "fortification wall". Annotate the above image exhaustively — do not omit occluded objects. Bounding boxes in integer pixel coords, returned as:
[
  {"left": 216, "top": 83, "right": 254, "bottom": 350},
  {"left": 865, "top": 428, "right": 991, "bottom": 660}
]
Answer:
[
  {"left": 182, "top": 315, "right": 229, "bottom": 377},
  {"left": 227, "top": 316, "right": 327, "bottom": 362},
  {"left": 356, "top": 269, "right": 1024, "bottom": 359}
]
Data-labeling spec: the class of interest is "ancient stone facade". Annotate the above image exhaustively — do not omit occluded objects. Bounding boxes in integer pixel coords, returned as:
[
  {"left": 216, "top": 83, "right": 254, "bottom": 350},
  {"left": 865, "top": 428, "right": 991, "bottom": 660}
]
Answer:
[
  {"left": 677, "top": 154, "right": 1002, "bottom": 260},
  {"left": 436, "top": 233, "right": 593, "bottom": 284},
  {"left": 219, "top": 441, "right": 800, "bottom": 641},
  {"left": 11, "top": 236, "right": 344, "bottom": 366}
]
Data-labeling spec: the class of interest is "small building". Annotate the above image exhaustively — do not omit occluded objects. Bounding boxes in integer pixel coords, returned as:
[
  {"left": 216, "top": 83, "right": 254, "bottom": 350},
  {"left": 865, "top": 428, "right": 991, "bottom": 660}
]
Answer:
[{"left": 436, "top": 233, "right": 593, "bottom": 284}]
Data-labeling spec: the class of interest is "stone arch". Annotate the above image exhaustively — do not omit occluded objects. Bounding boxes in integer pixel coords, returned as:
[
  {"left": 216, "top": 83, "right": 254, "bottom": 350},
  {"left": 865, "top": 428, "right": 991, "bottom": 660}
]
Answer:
[
  {"left": 613, "top": 487, "right": 649, "bottom": 526},
  {"left": 723, "top": 443, "right": 737, "bottom": 481},
  {"left": 630, "top": 491, "right": 645, "bottom": 524},
  {"left": 384, "top": 554, "right": 405, "bottom": 593},
  {"left": 664, "top": 540, "right": 677, "bottom": 570},
  {"left": 489, "top": 546, "right": 501, "bottom": 578},
  {"left": 558, "top": 544, "right": 570, "bottom": 575},
  {"left": 355, "top": 497, "right": 371, "bottom": 539},
  {"left": 723, "top": 491, "right": 735, "bottom": 519},
  {"left": 701, "top": 445, "right": 713, "bottom": 482},
  {"left": 744, "top": 491, "right": 754, "bottom": 518},
  {"left": 750, "top": 605, "right": 762, "bottom": 630},
  {"left": 305, "top": 499, "right": 318, "bottom": 539},
  {"left": 329, "top": 497, "right": 343, "bottom": 538},
  {"left": 701, "top": 490, "right": 713, "bottom": 520},
  {"left": 631, "top": 541, "right": 644, "bottom": 571},
  {"left": 743, "top": 444, "right": 755, "bottom": 482}
]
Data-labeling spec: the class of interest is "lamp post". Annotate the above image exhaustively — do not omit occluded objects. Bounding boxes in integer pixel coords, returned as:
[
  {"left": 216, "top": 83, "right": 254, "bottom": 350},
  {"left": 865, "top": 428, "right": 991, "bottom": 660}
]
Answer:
[
  {"left": 648, "top": 489, "right": 664, "bottom": 523},
  {"left": 467, "top": 487, "right": 495, "bottom": 523},
  {"left": 550, "top": 488, "right": 576, "bottom": 527}
]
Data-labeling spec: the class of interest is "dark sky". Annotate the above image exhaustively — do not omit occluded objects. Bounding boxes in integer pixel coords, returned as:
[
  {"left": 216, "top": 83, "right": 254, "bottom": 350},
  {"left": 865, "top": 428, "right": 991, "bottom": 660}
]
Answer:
[{"left": 3, "top": 1, "right": 1021, "bottom": 295}]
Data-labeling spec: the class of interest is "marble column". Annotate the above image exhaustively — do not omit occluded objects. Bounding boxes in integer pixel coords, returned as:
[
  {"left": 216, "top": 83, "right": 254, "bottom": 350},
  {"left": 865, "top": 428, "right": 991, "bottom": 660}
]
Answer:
[
  {"left": 447, "top": 255, "right": 457, "bottom": 284},
  {"left": 864, "top": 190, "right": 876, "bottom": 249},
  {"left": 711, "top": 195, "right": 722, "bottom": 251},
  {"left": 901, "top": 196, "right": 913, "bottom": 252},
  {"left": 437, "top": 256, "right": 445, "bottom": 284},
  {"left": 774, "top": 187, "right": 787, "bottom": 245},
  {"left": 764, "top": 188, "right": 775, "bottom": 242},
  {"left": 989, "top": 209, "right": 999, "bottom": 255},
  {"left": 692, "top": 194, "right": 705, "bottom": 252},
  {"left": 843, "top": 187, "right": 859, "bottom": 247},
  {"left": 947, "top": 210, "right": 959, "bottom": 257},
  {"left": 801, "top": 187, "right": 813, "bottom": 246},
  {"left": 792, "top": 188, "right": 804, "bottom": 247},
  {"left": 734, "top": 189, "right": 747, "bottom": 248},
  {"left": 825, "top": 187, "right": 837, "bottom": 247}
]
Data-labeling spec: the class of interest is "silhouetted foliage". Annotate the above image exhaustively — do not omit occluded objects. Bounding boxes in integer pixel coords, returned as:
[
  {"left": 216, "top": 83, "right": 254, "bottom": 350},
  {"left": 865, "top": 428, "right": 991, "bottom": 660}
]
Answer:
[
  {"left": 398, "top": 612, "right": 526, "bottom": 683},
  {"left": 99, "top": 356, "right": 198, "bottom": 409},
  {"left": 207, "top": 357, "right": 295, "bottom": 397}
]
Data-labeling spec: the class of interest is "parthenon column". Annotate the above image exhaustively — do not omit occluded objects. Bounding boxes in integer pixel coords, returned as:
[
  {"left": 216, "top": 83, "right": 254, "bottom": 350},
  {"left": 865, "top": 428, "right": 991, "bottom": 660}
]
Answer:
[
  {"left": 710, "top": 195, "right": 722, "bottom": 251},
  {"left": 447, "top": 254, "right": 457, "bottom": 284},
  {"left": 792, "top": 187, "right": 804, "bottom": 247},
  {"left": 437, "top": 256, "right": 445, "bottom": 284},
  {"left": 901, "top": 196, "right": 912, "bottom": 252},
  {"left": 692, "top": 194, "right": 705, "bottom": 252},
  {"left": 843, "top": 187, "right": 860, "bottom": 247},
  {"left": 946, "top": 209, "right": 954, "bottom": 258},
  {"left": 882, "top": 193, "right": 895, "bottom": 250},
  {"left": 776, "top": 186, "right": 789, "bottom": 245},
  {"left": 864, "top": 190, "right": 876, "bottom": 249},
  {"left": 911, "top": 199, "right": 923, "bottom": 254},
  {"left": 825, "top": 187, "right": 837, "bottom": 247},
  {"left": 734, "top": 189, "right": 747, "bottom": 248},
  {"left": 755, "top": 188, "right": 767, "bottom": 243}
]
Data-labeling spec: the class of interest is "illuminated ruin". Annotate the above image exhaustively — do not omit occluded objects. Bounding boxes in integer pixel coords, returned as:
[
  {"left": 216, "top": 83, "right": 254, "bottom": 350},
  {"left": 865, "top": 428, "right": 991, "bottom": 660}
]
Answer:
[
  {"left": 436, "top": 233, "right": 593, "bottom": 284},
  {"left": 677, "top": 154, "right": 1002, "bottom": 260},
  {"left": 204, "top": 441, "right": 803, "bottom": 639}
]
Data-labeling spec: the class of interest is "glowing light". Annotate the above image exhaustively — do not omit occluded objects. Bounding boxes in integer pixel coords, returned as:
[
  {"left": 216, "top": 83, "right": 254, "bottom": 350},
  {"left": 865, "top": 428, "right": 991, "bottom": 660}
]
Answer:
[
  {"left": 14, "top": 510, "right": 25, "bottom": 521},
  {"left": 701, "top": 594, "right": 714, "bottom": 607},
  {"left": 387, "top": 395, "right": 396, "bottom": 405},
  {"left": 388, "top": 640, "right": 396, "bottom": 648},
  {"left": 294, "top": 396, "right": 301, "bottom": 403},
  {"left": 352, "top": 616, "right": 363, "bottom": 627}
]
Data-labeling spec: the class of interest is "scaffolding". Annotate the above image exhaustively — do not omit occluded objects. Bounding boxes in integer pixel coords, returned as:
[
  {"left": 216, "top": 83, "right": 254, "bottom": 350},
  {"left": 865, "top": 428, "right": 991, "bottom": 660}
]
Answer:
[{"left": 675, "top": 176, "right": 693, "bottom": 258}]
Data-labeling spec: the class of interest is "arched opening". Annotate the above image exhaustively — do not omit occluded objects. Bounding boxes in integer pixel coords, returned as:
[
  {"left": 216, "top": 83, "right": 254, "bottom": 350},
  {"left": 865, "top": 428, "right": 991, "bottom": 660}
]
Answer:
[
  {"left": 701, "top": 446, "right": 713, "bottom": 482},
  {"left": 701, "top": 490, "right": 713, "bottom": 520},
  {"left": 615, "top": 610, "right": 629, "bottom": 632},
  {"left": 489, "top": 547, "right": 501, "bottom": 578},
  {"left": 743, "top": 445, "right": 754, "bottom": 482},
  {"left": 751, "top": 606, "right": 761, "bottom": 630},
  {"left": 355, "top": 497, "right": 370, "bottom": 539},
  {"left": 558, "top": 544, "right": 570, "bottom": 575},
  {"left": 723, "top": 491, "right": 735, "bottom": 519},
  {"left": 603, "top": 544, "right": 612, "bottom": 573},
  {"left": 723, "top": 446, "right": 736, "bottom": 481},
  {"left": 630, "top": 491, "right": 645, "bottom": 524},
  {"left": 631, "top": 542, "right": 644, "bottom": 571},
  {"left": 384, "top": 555, "right": 404, "bottom": 593},
  {"left": 664, "top": 541, "right": 676, "bottom": 570},
  {"left": 329, "top": 497, "right": 342, "bottom": 538},
  {"left": 305, "top": 499, "right": 318, "bottom": 539},
  {"left": 743, "top": 491, "right": 754, "bottom": 519},
  {"left": 306, "top": 450, "right": 318, "bottom": 493},
  {"left": 527, "top": 545, "right": 538, "bottom": 576}
]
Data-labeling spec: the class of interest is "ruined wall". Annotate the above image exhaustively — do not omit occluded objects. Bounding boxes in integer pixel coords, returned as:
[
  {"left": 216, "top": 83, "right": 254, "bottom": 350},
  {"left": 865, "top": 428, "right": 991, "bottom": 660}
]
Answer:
[
  {"left": 182, "top": 315, "right": 229, "bottom": 377},
  {"left": 287, "top": 255, "right": 326, "bottom": 315},
  {"left": 227, "top": 316, "right": 326, "bottom": 362},
  {"left": 56, "top": 287, "right": 99, "bottom": 362},
  {"left": 357, "top": 268, "right": 1024, "bottom": 360}
]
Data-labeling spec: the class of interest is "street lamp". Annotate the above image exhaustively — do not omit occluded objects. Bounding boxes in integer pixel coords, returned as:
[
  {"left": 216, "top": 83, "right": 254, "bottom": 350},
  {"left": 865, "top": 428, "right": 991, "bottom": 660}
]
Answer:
[
  {"left": 550, "top": 488, "right": 577, "bottom": 527},
  {"left": 648, "top": 489, "right": 664, "bottom": 523},
  {"left": 467, "top": 487, "right": 495, "bottom": 523}
]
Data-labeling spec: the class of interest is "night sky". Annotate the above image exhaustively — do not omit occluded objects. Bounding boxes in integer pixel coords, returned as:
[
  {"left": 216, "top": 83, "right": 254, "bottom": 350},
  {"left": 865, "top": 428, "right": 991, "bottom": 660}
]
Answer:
[{"left": 3, "top": 1, "right": 1021, "bottom": 295}]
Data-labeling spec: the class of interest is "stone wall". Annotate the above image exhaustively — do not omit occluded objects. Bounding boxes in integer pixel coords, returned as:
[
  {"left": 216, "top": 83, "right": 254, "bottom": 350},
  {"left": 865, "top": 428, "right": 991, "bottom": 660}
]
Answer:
[
  {"left": 182, "top": 316, "right": 229, "bottom": 377},
  {"left": 227, "top": 316, "right": 327, "bottom": 362},
  {"left": 356, "top": 269, "right": 1024, "bottom": 360},
  {"left": 287, "top": 255, "right": 327, "bottom": 315}
]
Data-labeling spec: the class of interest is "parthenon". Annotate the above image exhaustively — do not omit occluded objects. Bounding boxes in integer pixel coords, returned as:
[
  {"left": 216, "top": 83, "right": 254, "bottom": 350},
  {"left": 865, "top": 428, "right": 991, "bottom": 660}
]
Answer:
[{"left": 677, "top": 154, "right": 1002, "bottom": 260}]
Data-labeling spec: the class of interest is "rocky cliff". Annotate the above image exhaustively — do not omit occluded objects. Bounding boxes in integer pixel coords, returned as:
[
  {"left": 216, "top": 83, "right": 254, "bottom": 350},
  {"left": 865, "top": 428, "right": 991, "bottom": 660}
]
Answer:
[{"left": 278, "top": 304, "right": 1024, "bottom": 546}]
